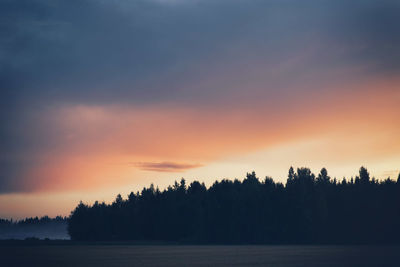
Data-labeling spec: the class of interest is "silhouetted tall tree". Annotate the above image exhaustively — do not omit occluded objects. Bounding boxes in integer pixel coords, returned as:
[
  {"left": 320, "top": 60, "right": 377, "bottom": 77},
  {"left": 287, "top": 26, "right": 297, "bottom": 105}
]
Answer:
[{"left": 68, "top": 167, "right": 400, "bottom": 244}]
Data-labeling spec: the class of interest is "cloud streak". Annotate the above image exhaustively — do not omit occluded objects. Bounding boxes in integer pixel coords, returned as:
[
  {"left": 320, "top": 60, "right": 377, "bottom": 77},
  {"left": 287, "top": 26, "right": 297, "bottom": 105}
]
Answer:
[{"left": 132, "top": 162, "right": 203, "bottom": 173}]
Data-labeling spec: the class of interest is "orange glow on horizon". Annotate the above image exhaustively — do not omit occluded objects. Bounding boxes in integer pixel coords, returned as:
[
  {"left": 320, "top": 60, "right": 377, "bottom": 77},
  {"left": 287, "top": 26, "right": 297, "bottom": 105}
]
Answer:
[
  {"left": 11, "top": 76, "right": 399, "bottom": 193},
  {"left": 1, "top": 76, "right": 399, "bottom": 219}
]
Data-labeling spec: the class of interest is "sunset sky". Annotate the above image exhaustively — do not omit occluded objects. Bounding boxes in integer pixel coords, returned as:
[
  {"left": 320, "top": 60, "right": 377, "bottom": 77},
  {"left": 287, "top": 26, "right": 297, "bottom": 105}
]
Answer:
[{"left": 1, "top": 0, "right": 399, "bottom": 219}]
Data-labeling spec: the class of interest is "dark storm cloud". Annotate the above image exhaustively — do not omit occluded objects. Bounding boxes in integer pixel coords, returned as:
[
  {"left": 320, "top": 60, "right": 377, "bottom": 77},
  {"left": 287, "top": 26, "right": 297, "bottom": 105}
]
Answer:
[
  {"left": 1, "top": 0, "right": 399, "bottom": 105},
  {"left": 1, "top": 0, "right": 399, "bottom": 192}
]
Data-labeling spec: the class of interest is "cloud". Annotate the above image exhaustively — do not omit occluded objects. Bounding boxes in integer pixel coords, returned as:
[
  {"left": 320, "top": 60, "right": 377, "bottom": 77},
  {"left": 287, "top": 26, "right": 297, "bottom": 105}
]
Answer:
[
  {"left": 1, "top": 0, "right": 400, "bottom": 193},
  {"left": 1, "top": 0, "right": 399, "bottom": 106},
  {"left": 132, "top": 161, "right": 203, "bottom": 173}
]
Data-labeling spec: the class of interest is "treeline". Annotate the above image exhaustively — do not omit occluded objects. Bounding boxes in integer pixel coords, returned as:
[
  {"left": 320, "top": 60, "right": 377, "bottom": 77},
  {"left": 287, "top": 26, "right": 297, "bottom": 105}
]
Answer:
[
  {"left": 0, "top": 216, "right": 69, "bottom": 240},
  {"left": 0, "top": 216, "right": 66, "bottom": 226},
  {"left": 68, "top": 167, "right": 400, "bottom": 244}
]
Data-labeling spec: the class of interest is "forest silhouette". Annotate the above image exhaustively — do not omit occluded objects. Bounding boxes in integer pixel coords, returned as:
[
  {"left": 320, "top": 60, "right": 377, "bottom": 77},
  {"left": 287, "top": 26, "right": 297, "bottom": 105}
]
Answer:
[{"left": 68, "top": 167, "right": 400, "bottom": 244}]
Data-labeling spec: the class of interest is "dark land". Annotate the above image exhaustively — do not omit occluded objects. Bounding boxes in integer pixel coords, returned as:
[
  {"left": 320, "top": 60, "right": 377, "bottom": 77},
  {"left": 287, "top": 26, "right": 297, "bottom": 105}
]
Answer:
[
  {"left": 1, "top": 242, "right": 399, "bottom": 267},
  {"left": 1, "top": 167, "right": 399, "bottom": 266}
]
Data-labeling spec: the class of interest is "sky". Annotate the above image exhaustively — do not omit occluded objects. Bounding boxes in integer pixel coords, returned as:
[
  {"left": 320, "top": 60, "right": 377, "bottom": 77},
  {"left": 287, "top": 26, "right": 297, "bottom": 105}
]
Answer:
[{"left": 1, "top": 0, "right": 400, "bottom": 219}]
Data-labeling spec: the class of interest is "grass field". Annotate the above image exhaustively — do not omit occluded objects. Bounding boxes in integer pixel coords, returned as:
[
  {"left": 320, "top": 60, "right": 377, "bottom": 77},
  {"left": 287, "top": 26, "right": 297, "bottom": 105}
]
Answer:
[{"left": 1, "top": 244, "right": 399, "bottom": 266}]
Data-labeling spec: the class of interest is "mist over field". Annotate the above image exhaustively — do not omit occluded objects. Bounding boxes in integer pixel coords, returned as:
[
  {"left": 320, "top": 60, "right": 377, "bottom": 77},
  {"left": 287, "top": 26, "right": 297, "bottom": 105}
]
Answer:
[{"left": 0, "top": 217, "right": 68, "bottom": 240}]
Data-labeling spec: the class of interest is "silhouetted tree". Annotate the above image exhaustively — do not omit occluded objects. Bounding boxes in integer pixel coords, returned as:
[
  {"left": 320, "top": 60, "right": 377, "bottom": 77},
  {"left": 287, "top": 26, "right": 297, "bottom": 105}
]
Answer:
[
  {"left": 359, "top": 166, "right": 370, "bottom": 184},
  {"left": 67, "top": 167, "right": 400, "bottom": 244}
]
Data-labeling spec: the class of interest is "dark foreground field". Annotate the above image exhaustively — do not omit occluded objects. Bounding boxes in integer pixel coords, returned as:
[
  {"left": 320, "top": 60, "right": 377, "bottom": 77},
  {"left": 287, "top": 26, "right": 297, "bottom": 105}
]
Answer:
[{"left": 1, "top": 244, "right": 399, "bottom": 267}]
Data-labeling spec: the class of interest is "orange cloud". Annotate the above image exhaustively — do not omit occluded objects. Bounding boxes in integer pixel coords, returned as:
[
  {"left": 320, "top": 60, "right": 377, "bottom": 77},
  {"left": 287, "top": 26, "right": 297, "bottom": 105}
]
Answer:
[{"left": 15, "top": 75, "right": 400, "bottom": 192}]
